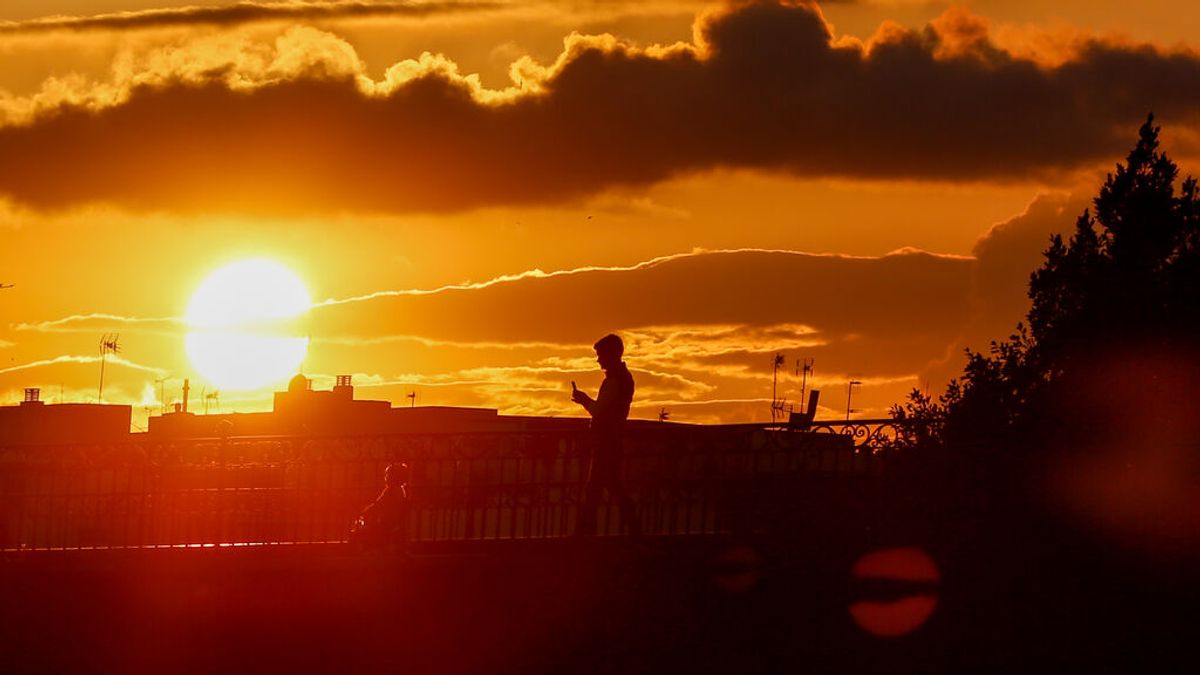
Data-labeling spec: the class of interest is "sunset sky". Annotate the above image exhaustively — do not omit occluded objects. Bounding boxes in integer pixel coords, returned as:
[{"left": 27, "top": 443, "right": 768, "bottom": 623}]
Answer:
[{"left": 2, "top": 0, "right": 1199, "bottom": 429}]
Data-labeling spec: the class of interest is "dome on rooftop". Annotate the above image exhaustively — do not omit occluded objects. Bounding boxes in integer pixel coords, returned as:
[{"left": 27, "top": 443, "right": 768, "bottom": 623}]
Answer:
[{"left": 287, "top": 374, "right": 309, "bottom": 393}]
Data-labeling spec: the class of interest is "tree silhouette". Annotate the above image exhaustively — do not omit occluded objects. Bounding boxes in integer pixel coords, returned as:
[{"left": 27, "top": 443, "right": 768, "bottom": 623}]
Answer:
[
  {"left": 896, "top": 115, "right": 1200, "bottom": 453},
  {"left": 881, "top": 119, "right": 1200, "bottom": 667}
]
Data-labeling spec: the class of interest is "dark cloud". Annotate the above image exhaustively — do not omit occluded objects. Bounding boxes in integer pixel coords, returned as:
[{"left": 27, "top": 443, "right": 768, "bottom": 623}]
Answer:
[
  {"left": 0, "top": 1, "right": 499, "bottom": 34},
  {"left": 1, "top": 0, "right": 1198, "bottom": 213}
]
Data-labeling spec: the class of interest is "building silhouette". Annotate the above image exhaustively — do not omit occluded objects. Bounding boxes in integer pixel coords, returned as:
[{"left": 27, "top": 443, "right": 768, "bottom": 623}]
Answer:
[
  {"left": 146, "top": 374, "right": 590, "bottom": 439},
  {"left": 0, "top": 388, "right": 130, "bottom": 446}
]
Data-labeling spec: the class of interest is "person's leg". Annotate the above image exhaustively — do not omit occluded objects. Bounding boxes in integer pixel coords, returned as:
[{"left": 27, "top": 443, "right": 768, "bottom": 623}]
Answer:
[
  {"left": 592, "top": 455, "right": 640, "bottom": 536},
  {"left": 575, "top": 460, "right": 602, "bottom": 536},
  {"left": 607, "top": 441, "right": 639, "bottom": 536},
  {"left": 610, "top": 478, "right": 641, "bottom": 537}
]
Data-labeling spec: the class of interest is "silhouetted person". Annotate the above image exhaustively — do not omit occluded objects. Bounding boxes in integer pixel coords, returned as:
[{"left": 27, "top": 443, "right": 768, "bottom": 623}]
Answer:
[
  {"left": 571, "top": 334, "right": 640, "bottom": 536},
  {"left": 352, "top": 462, "right": 410, "bottom": 551}
]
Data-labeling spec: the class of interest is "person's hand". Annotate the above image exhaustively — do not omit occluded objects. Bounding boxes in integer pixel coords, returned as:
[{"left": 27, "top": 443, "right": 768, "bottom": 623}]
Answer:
[{"left": 572, "top": 388, "right": 591, "bottom": 406}]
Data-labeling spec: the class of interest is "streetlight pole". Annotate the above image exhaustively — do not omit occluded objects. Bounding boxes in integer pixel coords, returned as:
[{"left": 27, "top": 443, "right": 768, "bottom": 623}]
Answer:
[
  {"left": 846, "top": 379, "right": 862, "bottom": 421},
  {"left": 771, "top": 353, "right": 785, "bottom": 423}
]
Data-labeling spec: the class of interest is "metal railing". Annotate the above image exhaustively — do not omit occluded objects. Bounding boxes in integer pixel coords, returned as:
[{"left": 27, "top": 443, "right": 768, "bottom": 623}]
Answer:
[
  {"left": 719, "top": 418, "right": 932, "bottom": 450},
  {"left": 0, "top": 421, "right": 916, "bottom": 551}
]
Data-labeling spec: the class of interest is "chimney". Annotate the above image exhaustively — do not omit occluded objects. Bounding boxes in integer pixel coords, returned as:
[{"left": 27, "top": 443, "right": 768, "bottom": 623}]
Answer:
[
  {"left": 334, "top": 374, "right": 353, "bottom": 400},
  {"left": 21, "top": 388, "right": 43, "bottom": 406},
  {"left": 788, "top": 389, "right": 821, "bottom": 431},
  {"left": 805, "top": 389, "right": 820, "bottom": 418},
  {"left": 182, "top": 378, "right": 190, "bottom": 414}
]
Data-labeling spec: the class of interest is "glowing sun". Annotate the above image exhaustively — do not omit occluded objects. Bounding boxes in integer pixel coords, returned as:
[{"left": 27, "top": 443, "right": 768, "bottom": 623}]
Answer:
[{"left": 185, "top": 259, "right": 311, "bottom": 391}]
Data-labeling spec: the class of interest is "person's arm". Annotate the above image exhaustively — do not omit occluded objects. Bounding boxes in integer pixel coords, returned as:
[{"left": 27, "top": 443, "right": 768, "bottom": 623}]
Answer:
[
  {"left": 572, "top": 387, "right": 596, "bottom": 414},
  {"left": 360, "top": 486, "right": 389, "bottom": 522},
  {"left": 359, "top": 501, "right": 377, "bottom": 526}
]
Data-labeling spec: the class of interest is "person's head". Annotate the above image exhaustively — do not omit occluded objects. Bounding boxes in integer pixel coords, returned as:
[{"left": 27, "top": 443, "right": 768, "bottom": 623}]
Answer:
[
  {"left": 594, "top": 333, "right": 624, "bottom": 371},
  {"left": 385, "top": 462, "right": 409, "bottom": 487}
]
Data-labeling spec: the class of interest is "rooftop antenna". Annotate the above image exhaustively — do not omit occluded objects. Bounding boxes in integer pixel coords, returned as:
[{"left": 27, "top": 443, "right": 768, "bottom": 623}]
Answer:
[
  {"left": 771, "top": 352, "right": 787, "bottom": 423},
  {"left": 155, "top": 377, "right": 167, "bottom": 415},
  {"left": 658, "top": 407, "right": 670, "bottom": 423},
  {"left": 204, "top": 389, "right": 219, "bottom": 415},
  {"left": 796, "top": 358, "right": 814, "bottom": 411},
  {"left": 97, "top": 334, "right": 120, "bottom": 403},
  {"left": 407, "top": 391, "right": 416, "bottom": 408}
]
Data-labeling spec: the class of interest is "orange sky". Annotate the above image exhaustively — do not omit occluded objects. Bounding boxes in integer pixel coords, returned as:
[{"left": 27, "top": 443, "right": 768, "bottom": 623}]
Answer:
[{"left": 2, "top": 0, "right": 1199, "bottom": 429}]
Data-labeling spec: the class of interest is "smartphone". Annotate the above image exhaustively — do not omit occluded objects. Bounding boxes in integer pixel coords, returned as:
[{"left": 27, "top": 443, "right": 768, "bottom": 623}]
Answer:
[{"left": 571, "top": 380, "right": 578, "bottom": 392}]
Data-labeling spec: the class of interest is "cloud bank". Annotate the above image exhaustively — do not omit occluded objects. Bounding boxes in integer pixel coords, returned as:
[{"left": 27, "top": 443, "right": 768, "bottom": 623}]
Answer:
[
  {"left": 1, "top": 1, "right": 1198, "bottom": 213},
  {"left": 0, "top": 1, "right": 499, "bottom": 35}
]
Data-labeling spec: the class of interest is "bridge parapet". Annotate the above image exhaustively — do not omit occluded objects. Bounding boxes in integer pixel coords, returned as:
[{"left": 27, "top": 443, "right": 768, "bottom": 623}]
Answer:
[{"left": 0, "top": 421, "right": 925, "bottom": 552}]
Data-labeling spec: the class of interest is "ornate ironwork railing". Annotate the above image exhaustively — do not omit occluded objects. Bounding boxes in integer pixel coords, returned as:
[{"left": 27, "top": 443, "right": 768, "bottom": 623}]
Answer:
[
  {"left": 0, "top": 422, "right": 920, "bottom": 552},
  {"left": 805, "top": 419, "right": 932, "bottom": 449},
  {"left": 718, "top": 418, "right": 935, "bottom": 452}
]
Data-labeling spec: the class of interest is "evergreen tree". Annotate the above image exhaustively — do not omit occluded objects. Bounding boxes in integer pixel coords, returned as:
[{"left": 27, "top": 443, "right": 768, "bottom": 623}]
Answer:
[{"left": 896, "top": 115, "right": 1200, "bottom": 453}]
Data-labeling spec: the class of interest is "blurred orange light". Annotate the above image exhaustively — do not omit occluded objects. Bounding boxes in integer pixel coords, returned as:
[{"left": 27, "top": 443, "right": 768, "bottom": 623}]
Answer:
[{"left": 848, "top": 546, "right": 940, "bottom": 638}]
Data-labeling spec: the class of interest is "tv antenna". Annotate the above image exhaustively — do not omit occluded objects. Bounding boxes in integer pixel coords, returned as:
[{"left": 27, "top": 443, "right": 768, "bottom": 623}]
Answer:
[
  {"left": 97, "top": 334, "right": 120, "bottom": 403},
  {"left": 204, "top": 389, "right": 219, "bottom": 415},
  {"left": 771, "top": 352, "right": 787, "bottom": 423},
  {"left": 796, "top": 358, "right": 814, "bottom": 410},
  {"left": 407, "top": 391, "right": 417, "bottom": 408},
  {"left": 155, "top": 377, "right": 168, "bottom": 415},
  {"left": 658, "top": 407, "right": 670, "bottom": 423}
]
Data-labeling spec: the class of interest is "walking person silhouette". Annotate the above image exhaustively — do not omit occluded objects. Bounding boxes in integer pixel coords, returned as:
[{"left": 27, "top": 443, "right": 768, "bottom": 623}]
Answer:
[{"left": 571, "top": 333, "right": 640, "bottom": 536}]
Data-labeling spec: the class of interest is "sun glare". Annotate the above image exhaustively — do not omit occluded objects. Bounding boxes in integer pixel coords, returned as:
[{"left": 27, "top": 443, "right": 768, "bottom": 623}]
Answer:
[{"left": 185, "top": 259, "right": 311, "bottom": 391}]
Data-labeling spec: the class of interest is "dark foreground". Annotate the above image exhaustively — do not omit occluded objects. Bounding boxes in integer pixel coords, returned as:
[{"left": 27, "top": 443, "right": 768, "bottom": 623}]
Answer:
[{"left": 3, "top": 523, "right": 1197, "bottom": 675}]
